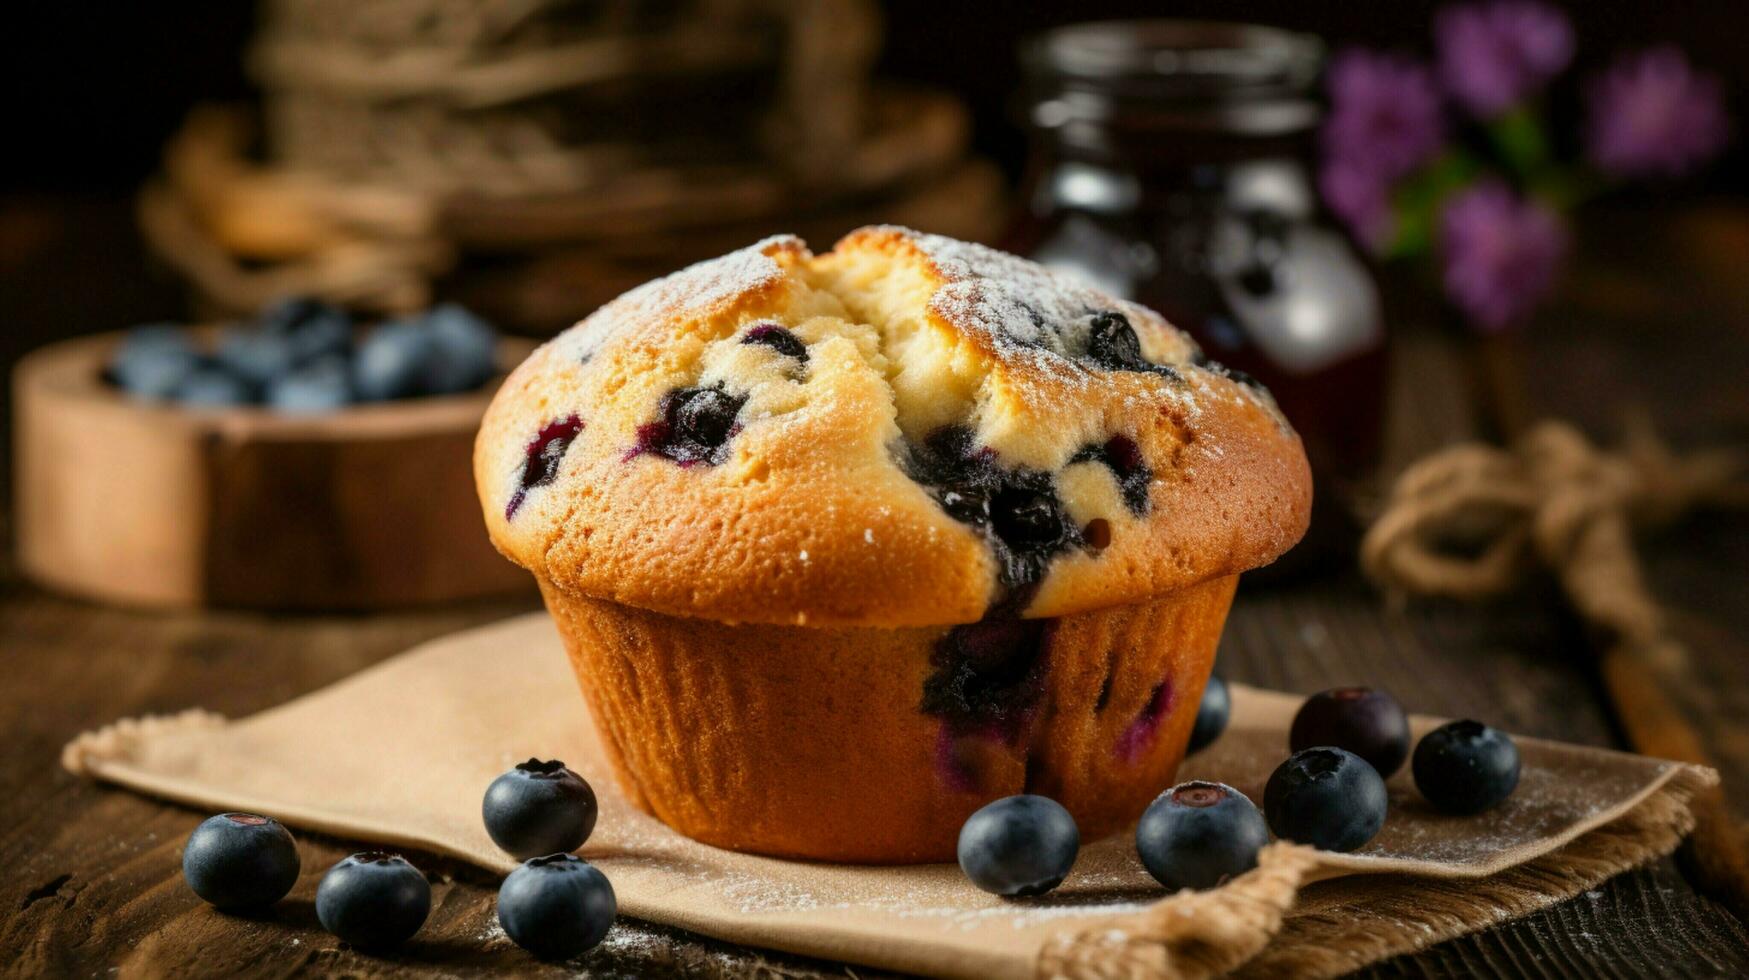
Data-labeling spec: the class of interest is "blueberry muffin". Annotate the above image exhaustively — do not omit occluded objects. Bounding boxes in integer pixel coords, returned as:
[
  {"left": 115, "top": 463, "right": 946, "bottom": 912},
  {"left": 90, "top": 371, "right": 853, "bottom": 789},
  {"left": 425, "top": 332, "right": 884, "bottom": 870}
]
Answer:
[{"left": 475, "top": 227, "right": 1310, "bottom": 862}]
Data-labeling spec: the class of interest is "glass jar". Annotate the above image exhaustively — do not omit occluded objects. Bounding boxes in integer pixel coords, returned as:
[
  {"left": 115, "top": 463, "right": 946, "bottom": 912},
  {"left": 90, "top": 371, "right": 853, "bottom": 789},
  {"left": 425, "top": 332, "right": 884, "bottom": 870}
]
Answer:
[{"left": 1009, "top": 21, "right": 1388, "bottom": 568}]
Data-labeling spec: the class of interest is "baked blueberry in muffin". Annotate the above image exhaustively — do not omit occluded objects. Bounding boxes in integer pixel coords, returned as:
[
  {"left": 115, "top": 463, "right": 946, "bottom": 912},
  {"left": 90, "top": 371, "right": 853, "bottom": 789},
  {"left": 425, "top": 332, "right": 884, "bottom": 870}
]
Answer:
[{"left": 476, "top": 227, "right": 1310, "bottom": 861}]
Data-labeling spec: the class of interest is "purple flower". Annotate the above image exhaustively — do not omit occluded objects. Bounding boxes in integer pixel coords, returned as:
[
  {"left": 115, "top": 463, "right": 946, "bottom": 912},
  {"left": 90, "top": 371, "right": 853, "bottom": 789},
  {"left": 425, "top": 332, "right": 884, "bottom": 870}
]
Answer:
[
  {"left": 1585, "top": 46, "right": 1731, "bottom": 179},
  {"left": 1435, "top": 3, "right": 1574, "bottom": 118},
  {"left": 1322, "top": 49, "right": 1446, "bottom": 179},
  {"left": 1319, "top": 49, "right": 1445, "bottom": 250},
  {"left": 1439, "top": 181, "right": 1567, "bottom": 331},
  {"left": 1320, "top": 160, "right": 1394, "bottom": 251}
]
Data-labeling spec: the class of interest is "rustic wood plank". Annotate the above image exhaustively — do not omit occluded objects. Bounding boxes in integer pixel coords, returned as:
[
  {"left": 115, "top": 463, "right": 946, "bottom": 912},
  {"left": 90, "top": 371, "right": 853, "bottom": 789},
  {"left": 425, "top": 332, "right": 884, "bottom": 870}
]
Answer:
[
  {"left": 1216, "top": 581, "right": 1749, "bottom": 980},
  {"left": 1, "top": 202, "right": 1745, "bottom": 977}
]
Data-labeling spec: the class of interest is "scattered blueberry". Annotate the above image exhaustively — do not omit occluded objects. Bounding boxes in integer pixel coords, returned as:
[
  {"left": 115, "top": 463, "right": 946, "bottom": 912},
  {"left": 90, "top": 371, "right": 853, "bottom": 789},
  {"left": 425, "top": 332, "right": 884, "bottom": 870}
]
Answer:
[
  {"left": 315, "top": 852, "right": 431, "bottom": 949},
  {"left": 497, "top": 854, "right": 617, "bottom": 960},
  {"left": 1187, "top": 674, "right": 1230, "bottom": 754},
  {"left": 422, "top": 303, "right": 498, "bottom": 394},
  {"left": 741, "top": 323, "right": 808, "bottom": 362},
  {"left": 1135, "top": 781, "right": 1269, "bottom": 890},
  {"left": 956, "top": 794, "right": 1079, "bottom": 896},
  {"left": 268, "top": 358, "right": 353, "bottom": 413},
  {"left": 636, "top": 385, "right": 745, "bottom": 465},
  {"left": 1264, "top": 746, "right": 1388, "bottom": 852},
  {"left": 1289, "top": 687, "right": 1411, "bottom": 777},
  {"left": 181, "top": 812, "right": 301, "bottom": 910},
  {"left": 175, "top": 368, "right": 253, "bottom": 407},
  {"left": 483, "top": 759, "right": 599, "bottom": 860},
  {"left": 1413, "top": 720, "right": 1521, "bottom": 815},
  {"left": 353, "top": 320, "right": 437, "bottom": 401}
]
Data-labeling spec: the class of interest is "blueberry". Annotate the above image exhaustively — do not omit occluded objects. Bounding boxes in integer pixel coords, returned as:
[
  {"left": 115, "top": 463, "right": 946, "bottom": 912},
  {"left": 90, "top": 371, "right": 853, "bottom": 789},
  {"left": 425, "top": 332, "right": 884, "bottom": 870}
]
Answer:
[
  {"left": 215, "top": 328, "right": 299, "bottom": 386},
  {"left": 286, "top": 311, "right": 354, "bottom": 365},
  {"left": 497, "top": 854, "right": 616, "bottom": 960},
  {"left": 1264, "top": 746, "right": 1388, "bottom": 852},
  {"left": 1082, "top": 311, "right": 1181, "bottom": 379},
  {"left": 990, "top": 485, "right": 1067, "bottom": 546},
  {"left": 315, "top": 852, "right": 431, "bottom": 949},
  {"left": 108, "top": 326, "right": 202, "bottom": 400},
  {"left": 923, "top": 615, "right": 1050, "bottom": 754},
  {"left": 1413, "top": 720, "right": 1521, "bottom": 815},
  {"left": 636, "top": 385, "right": 745, "bottom": 465},
  {"left": 421, "top": 304, "right": 498, "bottom": 394},
  {"left": 1135, "top": 781, "right": 1268, "bottom": 890},
  {"left": 246, "top": 297, "right": 354, "bottom": 366},
  {"left": 671, "top": 387, "right": 740, "bottom": 449},
  {"left": 353, "top": 321, "right": 437, "bottom": 401},
  {"left": 268, "top": 357, "right": 353, "bottom": 413},
  {"left": 1069, "top": 435, "right": 1151, "bottom": 514},
  {"left": 256, "top": 296, "right": 339, "bottom": 335},
  {"left": 483, "top": 759, "right": 599, "bottom": 860},
  {"left": 181, "top": 812, "right": 300, "bottom": 910},
  {"left": 740, "top": 323, "right": 808, "bottom": 361},
  {"left": 506, "top": 415, "right": 584, "bottom": 519},
  {"left": 1289, "top": 687, "right": 1411, "bottom": 777},
  {"left": 114, "top": 323, "right": 194, "bottom": 355},
  {"left": 1085, "top": 311, "right": 1145, "bottom": 370},
  {"left": 956, "top": 794, "right": 1079, "bottom": 896},
  {"left": 175, "top": 367, "right": 254, "bottom": 407},
  {"left": 904, "top": 426, "right": 1079, "bottom": 592},
  {"left": 1187, "top": 674, "right": 1230, "bottom": 754}
]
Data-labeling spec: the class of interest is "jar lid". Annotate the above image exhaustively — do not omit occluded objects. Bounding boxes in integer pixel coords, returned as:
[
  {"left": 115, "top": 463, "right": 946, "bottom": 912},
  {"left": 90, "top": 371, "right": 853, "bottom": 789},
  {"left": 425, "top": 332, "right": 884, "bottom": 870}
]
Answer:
[{"left": 1024, "top": 20, "right": 1324, "bottom": 136}]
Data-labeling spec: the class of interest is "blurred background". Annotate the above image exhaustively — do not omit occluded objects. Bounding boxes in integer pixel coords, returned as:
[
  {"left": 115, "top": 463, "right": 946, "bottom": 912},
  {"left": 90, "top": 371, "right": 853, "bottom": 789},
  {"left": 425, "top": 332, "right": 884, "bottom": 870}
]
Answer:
[
  {"left": 4, "top": 0, "right": 1742, "bottom": 343},
  {"left": 1, "top": 0, "right": 1743, "bottom": 600}
]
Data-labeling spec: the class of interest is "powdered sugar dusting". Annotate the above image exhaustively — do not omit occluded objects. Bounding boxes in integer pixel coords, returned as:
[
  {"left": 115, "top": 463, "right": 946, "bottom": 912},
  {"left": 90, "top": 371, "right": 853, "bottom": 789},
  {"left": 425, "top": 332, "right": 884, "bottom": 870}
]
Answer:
[
  {"left": 896, "top": 228, "right": 1185, "bottom": 381},
  {"left": 559, "top": 235, "right": 804, "bottom": 361},
  {"left": 869, "top": 227, "right": 1292, "bottom": 427}
]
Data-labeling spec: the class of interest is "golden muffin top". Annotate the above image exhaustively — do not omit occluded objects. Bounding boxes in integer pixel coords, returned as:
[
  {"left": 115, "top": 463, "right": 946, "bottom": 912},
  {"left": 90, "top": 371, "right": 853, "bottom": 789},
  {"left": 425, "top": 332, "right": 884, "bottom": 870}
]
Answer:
[{"left": 475, "top": 226, "right": 1311, "bottom": 627}]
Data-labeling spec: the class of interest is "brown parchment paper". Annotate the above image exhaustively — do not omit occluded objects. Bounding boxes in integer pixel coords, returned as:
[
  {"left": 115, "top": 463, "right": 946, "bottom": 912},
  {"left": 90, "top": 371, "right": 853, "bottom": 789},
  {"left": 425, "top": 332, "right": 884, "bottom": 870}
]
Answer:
[{"left": 63, "top": 614, "right": 1715, "bottom": 979}]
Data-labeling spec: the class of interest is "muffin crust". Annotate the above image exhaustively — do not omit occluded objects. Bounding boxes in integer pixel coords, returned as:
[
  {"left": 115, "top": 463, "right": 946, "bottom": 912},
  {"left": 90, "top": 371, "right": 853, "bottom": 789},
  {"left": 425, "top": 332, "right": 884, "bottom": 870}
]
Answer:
[{"left": 476, "top": 227, "right": 1311, "bottom": 626}]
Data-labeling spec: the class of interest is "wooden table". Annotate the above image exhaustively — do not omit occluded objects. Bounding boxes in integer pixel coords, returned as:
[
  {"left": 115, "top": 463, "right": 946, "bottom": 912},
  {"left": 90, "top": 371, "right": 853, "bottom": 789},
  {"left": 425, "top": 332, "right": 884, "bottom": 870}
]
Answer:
[{"left": 2, "top": 204, "right": 1747, "bottom": 977}]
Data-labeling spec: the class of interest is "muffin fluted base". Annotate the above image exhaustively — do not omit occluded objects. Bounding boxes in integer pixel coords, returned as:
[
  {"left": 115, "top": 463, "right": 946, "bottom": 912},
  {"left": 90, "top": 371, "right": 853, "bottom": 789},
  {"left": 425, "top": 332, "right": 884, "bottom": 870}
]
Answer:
[{"left": 540, "top": 575, "right": 1235, "bottom": 863}]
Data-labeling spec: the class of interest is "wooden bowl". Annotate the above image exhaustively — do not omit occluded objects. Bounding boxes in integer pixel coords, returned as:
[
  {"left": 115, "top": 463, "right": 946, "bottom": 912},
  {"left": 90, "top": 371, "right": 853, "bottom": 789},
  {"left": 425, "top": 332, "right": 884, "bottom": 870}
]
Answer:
[{"left": 12, "top": 331, "right": 539, "bottom": 610}]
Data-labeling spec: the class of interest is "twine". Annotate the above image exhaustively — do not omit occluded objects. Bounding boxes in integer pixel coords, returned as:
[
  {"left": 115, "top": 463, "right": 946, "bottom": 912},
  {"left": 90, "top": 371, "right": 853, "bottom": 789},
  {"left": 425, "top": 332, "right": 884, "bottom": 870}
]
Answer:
[
  {"left": 247, "top": 0, "right": 878, "bottom": 194},
  {"left": 1038, "top": 844, "right": 1322, "bottom": 980},
  {"left": 1362, "top": 416, "right": 1749, "bottom": 921}
]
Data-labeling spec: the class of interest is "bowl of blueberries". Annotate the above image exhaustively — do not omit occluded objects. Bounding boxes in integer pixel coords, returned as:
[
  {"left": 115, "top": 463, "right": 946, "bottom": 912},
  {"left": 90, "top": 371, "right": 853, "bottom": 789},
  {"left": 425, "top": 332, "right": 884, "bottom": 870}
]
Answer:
[
  {"left": 13, "top": 297, "right": 538, "bottom": 610},
  {"left": 104, "top": 298, "right": 505, "bottom": 411}
]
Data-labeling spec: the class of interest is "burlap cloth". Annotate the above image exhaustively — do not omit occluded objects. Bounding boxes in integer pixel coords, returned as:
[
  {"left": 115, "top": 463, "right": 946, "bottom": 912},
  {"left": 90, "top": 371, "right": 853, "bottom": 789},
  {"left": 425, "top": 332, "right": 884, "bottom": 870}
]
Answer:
[{"left": 64, "top": 614, "right": 1715, "bottom": 979}]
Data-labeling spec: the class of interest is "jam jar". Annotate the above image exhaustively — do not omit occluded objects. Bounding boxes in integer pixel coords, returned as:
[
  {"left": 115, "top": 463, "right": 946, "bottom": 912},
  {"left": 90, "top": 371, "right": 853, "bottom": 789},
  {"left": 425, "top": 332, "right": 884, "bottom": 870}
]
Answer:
[{"left": 1008, "top": 21, "right": 1388, "bottom": 567}]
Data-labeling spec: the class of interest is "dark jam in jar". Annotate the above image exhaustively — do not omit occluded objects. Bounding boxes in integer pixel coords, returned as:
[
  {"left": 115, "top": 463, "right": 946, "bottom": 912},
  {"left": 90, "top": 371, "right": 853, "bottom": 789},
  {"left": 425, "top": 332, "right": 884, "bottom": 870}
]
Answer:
[{"left": 1008, "top": 21, "right": 1388, "bottom": 569}]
